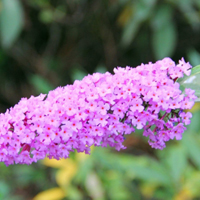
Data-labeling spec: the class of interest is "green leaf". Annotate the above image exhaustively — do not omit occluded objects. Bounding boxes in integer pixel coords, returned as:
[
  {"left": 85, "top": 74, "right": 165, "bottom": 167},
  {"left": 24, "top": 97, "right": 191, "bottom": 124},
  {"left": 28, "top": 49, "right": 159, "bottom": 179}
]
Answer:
[
  {"left": 182, "top": 133, "right": 200, "bottom": 170},
  {"left": 121, "top": 0, "right": 156, "bottom": 47},
  {"left": 70, "top": 66, "right": 87, "bottom": 82},
  {"left": 0, "top": 0, "right": 24, "bottom": 48},
  {"left": 194, "top": 0, "right": 200, "bottom": 8},
  {"left": 66, "top": 185, "right": 82, "bottom": 200},
  {"left": 121, "top": 17, "right": 141, "bottom": 47},
  {"left": 29, "top": 74, "right": 54, "bottom": 94},
  {"left": 39, "top": 9, "right": 54, "bottom": 24},
  {"left": 178, "top": 65, "right": 200, "bottom": 101},
  {"left": 151, "top": 5, "right": 177, "bottom": 60},
  {"left": 186, "top": 111, "right": 200, "bottom": 133},
  {"left": 73, "top": 158, "right": 93, "bottom": 184},
  {"left": 95, "top": 64, "right": 107, "bottom": 73},
  {"left": 106, "top": 173, "right": 134, "bottom": 200},
  {"left": 119, "top": 155, "right": 171, "bottom": 185},
  {"left": 182, "top": 171, "right": 200, "bottom": 198},
  {"left": 0, "top": 181, "right": 10, "bottom": 198},
  {"left": 164, "top": 145, "right": 187, "bottom": 184},
  {"left": 187, "top": 49, "right": 200, "bottom": 67},
  {"left": 152, "top": 22, "right": 177, "bottom": 60},
  {"left": 190, "top": 65, "right": 200, "bottom": 75}
]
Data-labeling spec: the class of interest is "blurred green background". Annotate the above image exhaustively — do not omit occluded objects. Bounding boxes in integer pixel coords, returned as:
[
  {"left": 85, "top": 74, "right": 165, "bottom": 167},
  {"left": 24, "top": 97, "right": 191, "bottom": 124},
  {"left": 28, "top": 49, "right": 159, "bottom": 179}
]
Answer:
[{"left": 0, "top": 0, "right": 200, "bottom": 199}]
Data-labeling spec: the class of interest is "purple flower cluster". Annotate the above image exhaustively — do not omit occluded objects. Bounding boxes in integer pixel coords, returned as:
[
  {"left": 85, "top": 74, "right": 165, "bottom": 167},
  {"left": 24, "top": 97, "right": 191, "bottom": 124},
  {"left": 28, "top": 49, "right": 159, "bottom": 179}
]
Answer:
[{"left": 0, "top": 57, "right": 196, "bottom": 165}]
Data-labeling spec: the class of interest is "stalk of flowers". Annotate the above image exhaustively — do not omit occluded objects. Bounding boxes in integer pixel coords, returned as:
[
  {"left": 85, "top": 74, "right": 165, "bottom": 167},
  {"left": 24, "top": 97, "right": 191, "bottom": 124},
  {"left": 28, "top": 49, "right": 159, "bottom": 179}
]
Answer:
[{"left": 0, "top": 57, "right": 196, "bottom": 166}]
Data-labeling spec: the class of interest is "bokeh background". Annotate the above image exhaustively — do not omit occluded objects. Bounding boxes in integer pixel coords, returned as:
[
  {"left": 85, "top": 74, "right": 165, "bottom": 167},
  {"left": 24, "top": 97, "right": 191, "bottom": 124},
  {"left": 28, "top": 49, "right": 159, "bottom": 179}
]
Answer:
[{"left": 0, "top": 0, "right": 200, "bottom": 199}]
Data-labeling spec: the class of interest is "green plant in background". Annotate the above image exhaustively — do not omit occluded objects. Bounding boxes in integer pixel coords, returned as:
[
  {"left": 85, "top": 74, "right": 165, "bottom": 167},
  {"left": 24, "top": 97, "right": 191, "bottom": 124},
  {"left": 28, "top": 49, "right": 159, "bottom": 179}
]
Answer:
[{"left": 118, "top": 0, "right": 200, "bottom": 60}]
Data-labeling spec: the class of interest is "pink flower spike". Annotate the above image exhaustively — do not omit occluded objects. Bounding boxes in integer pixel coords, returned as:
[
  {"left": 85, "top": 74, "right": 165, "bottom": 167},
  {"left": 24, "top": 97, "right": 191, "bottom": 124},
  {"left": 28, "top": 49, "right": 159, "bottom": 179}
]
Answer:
[{"left": 0, "top": 57, "right": 196, "bottom": 165}]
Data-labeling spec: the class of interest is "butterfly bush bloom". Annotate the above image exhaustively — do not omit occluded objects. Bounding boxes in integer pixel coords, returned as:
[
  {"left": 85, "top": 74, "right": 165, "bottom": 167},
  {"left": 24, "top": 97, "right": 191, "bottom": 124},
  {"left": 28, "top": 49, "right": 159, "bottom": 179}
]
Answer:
[{"left": 0, "top": 57, "right": 196, "bottom": 165}]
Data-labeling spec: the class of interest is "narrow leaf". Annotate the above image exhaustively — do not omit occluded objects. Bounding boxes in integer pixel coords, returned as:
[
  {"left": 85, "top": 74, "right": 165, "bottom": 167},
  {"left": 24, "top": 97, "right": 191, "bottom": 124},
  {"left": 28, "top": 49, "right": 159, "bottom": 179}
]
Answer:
[
  {"left": 151, "top": 5, "right": 177, "bottom": 59},
  {"left": 0, "top": 0, "right": 24, "bottom": 48},
  {"left": 29, "top": 74, "right": 54, "bottom": 94},
  {"left": 164, "top": 145, "right": 187, "bottom": 184},
  {"left": 152, "top": 22, "right": 177, "bottom": 60},
  {"left": 33, "top": 187, "right": 65, "bottom": 200}
]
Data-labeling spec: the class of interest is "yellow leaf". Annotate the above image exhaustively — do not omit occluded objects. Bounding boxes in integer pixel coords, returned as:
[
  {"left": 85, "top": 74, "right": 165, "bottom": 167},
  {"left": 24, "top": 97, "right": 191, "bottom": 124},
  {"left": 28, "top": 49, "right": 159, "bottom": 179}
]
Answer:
[
  {"left": 174, "top": 171, "right": 200, "bottom": 200},
  {"left": 43, "top": 157, "right": 74, "bottom": 168},
  {"left": 187, "top": 102, "right": 200, "bottom": 113},
  {"left": 173, "top": 188, "right": 192, "bottom": 200},
  {"left": 76, "top": 152, "right": 90, "bottom": 162},
  {"left": 56, "top": 163, "right": 77, "bottom": 187},
  {"left": 33, "top": 187, "right": 65, "bottom": 200},
  {"left": 140, "top": 182, "right": 158, "bottom": 198}
]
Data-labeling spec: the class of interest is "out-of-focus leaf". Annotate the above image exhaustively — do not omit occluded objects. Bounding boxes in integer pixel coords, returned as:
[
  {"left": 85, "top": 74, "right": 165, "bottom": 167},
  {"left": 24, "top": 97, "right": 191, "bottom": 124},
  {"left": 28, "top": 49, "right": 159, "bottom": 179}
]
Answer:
[
  {"left": 0, "top": 181, "right": 10, "bottom": 198},
  {"left": 174, "top": 0, "right": 200, "bottom": 27},
  {"left": 76, "top": 152, "right": 90, "bottom": 162},
  {"left": 121, "top": 0, "right": 156, "bottom": 47},
  {"left": 152, "top": 22, "right": 177, "bottom": 60},
  {"left": 70, "top": 66, "right": 87, "bottom": 82},
  {"left": 175, "top": 171, "right": 200, "bottom": 199},
  {"left": 187, "top": 102, "right": 200, "bottom": 113},
  {"left": 178, "top": 65, "right": 200, "bottom": 102},
  {"left": 29, "top": 74, "right": 54, "bottom": 94},
  {"left": 119, "top": 155, "right": 171, "bottom": 185},
  {"left": 140, "top": 182, "right": 159, "bottom": 199},
  {"left": 72, "top": 150, "right": 94, "bottom": 184},
  {"left": 190, "top": 65, "right": 200, "bottom": 75},
  {"left": 117, "top": 5, "right": 133, "bottom": 26},
  {"left": 95, "top": 64, "right": 107, "bottom": 73},
  {"left": 85, "top": 172, "right": 105, "bottom": 200},
  {"left": 56, "top": 164, "right": 77, "bottom": 187},
  {"left": 182, "top": 133, "right": 200, "bottom": 169},
  {"left": 39, "top": 9, "right": 54, "bottom": 24},
  {"left": 33, "top": 187, "right": 65, "bottom": 200},
  {"left": 66, "top": 185, "right": 82, "bottom": 200},
  {"left": 92, "top": 148, "right": 123, "bottom": 171},
  {"left": 0, "top": 0, "right": 23, "bottom": 48},
  {"left": 173, "top": 188, "right": 192, "bottom": 200},
  {"left": 121, "top": 18, "right": 141, "bottom": 47},
  {"left": 73, "top": 156, "right": 93, "bottom": 184},
  {"left": 194, "top": 0, "right": 200, "bottom": 8},
  {"left": 164, "top": 145, "right": 187, "bottom": 184},
  {"left": 187, "top": 111, "right": 200, "bottom": 132},
  {"left": 151, "top": 4, "right": 173, "bottom": 29},
  {"left": 105, "top": 170, "right": 134, "bottom": 200},
  {"left": 28, "top": 0, "right": 50, "bottom": 7},
  {"left": 13, "top": 165, "right": 42, "bottom": 187},
  {"left": 151, "top": 5, "right": 177, "bottom": 59},
  {"left": 43, "top": 158, "right": 74, "bottom": 168},
  {"left": 187, "top": 49, "right": 200, "bottom": 67}
]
